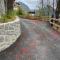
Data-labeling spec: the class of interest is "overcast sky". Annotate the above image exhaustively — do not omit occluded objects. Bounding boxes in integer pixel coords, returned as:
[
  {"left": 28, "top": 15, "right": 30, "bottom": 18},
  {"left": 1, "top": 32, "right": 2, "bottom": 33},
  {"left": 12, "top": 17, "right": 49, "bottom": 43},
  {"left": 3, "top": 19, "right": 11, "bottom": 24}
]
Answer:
[{"left": 16, "top": 0, "right": 56, "bottom": 10}]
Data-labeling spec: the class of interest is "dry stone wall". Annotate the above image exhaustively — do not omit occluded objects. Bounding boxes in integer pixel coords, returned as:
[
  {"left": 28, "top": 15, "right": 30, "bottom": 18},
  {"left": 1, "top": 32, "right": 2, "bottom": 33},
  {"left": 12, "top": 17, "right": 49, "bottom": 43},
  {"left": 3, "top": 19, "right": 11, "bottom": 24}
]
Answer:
[{"left": 0, "top": 17, "right": 21, "bottom": 52}]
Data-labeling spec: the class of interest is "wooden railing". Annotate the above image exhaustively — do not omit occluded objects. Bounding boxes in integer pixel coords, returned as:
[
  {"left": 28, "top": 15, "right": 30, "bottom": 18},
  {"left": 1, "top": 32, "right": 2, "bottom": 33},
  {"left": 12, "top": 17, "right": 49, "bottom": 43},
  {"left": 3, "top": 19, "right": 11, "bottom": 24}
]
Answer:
[{"left": 49, "top": 18, "right": 60, "bottom": 32}]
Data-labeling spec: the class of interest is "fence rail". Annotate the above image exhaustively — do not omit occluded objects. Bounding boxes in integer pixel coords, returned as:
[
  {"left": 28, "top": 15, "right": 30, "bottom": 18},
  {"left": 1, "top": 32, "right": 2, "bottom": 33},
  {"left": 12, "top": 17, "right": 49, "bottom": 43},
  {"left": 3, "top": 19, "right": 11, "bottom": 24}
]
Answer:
[{"left": 49, "top": 18, "right": 60, "bottom": 32}]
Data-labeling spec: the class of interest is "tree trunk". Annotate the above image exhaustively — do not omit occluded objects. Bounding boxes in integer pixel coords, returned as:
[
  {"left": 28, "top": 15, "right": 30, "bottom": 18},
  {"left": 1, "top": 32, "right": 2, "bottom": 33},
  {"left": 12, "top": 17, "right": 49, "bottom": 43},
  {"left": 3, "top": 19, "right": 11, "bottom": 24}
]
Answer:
[
  {"left": 55, "top": 0, "right": 60, "bottom": 19},
  {"left": 7, "top": 0, "right": 15, "bottom": 13}
]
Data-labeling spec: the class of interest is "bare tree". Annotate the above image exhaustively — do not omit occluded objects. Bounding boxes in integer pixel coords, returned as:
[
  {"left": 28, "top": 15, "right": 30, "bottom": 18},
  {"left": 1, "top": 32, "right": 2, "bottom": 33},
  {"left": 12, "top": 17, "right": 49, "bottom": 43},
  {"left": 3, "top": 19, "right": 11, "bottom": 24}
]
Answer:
[
  {"left": 55, "top": 0, "right": 60, "bottom": 19},
  {"left": 41, "top": 0, "right": 43, "bottom": 8},
  {"left": 47, "top": 0, "right": 50, "bottom": 16},
  {"left": 53, "top": 0, "right": 54, "bottom": 12}
]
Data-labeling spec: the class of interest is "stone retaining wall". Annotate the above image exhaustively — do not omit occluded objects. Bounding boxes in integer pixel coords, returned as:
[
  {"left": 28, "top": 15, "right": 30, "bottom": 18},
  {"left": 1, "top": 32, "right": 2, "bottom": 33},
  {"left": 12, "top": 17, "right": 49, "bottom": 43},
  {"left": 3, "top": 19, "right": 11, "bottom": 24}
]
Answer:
[{"left": 0, "top": 17, "right": 21, "bottom": 52}]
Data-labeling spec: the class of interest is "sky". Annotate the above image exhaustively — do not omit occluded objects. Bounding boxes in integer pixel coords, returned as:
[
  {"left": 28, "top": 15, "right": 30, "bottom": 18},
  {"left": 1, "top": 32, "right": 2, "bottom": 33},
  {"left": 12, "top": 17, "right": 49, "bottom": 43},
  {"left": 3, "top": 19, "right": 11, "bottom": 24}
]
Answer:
[{"left": 16, "top": 0, "right": 56, "bottom": 10}]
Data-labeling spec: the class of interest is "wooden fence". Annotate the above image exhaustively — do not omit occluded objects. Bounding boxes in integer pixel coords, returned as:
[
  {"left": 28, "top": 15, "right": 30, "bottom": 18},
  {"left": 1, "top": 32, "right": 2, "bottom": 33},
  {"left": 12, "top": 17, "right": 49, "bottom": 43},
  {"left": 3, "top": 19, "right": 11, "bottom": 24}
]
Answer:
[{"left": 49, "top": 18, "right": 60, "bottom": 32}]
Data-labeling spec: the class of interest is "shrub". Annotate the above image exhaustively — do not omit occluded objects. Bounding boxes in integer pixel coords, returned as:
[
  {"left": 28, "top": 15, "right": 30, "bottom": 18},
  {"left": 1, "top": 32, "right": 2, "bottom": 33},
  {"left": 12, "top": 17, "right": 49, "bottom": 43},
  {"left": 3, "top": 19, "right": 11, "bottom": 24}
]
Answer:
[{"left": 16, "top": 7, "right": 24, "bottom": 16}]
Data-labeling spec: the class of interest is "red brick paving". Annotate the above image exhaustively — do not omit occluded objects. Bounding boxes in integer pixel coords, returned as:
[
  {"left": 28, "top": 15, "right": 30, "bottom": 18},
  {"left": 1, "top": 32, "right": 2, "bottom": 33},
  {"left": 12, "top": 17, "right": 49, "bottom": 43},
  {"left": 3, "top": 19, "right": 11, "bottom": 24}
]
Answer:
[{"left": 0, "top": 19, "right": 60, "bottom": 60}]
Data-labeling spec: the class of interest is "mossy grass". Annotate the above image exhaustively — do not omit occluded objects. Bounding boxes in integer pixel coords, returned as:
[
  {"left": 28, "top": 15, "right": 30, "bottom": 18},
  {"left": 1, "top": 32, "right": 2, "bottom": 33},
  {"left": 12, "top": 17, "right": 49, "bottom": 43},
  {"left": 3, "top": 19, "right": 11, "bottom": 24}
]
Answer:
[{"left": 0, "top": 10, "right": 16, "bottom": 23}]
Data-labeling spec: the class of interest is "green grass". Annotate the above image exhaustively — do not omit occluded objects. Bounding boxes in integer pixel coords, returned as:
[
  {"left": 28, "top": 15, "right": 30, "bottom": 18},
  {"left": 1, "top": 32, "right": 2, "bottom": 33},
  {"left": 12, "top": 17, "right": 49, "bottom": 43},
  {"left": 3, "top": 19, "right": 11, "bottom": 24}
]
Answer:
[{"left": 0, "top": 10, "right": 16, "bottom": 23}]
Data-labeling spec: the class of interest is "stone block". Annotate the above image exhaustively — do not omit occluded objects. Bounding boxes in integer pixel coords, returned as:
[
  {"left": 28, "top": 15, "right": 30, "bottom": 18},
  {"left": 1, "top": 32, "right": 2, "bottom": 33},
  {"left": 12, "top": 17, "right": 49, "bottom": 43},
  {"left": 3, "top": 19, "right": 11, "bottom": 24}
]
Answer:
[
  {"left": 10, "top": 23, "right": 16, "bottom": 27},
  {"left": 5, "top": 35, "right": 16, "bottom": 42},
  {"left": 0, "top": 24, "right": 4, "bottom": 30},
  {"left": 0, "top": 30, "right": 5, "bottom": 35},
  {"left": 5, "top": 24, "right": 9, "bottom": 30},
  {"left": 15, "top": 21, "right": 20, "bottom": 24},
  {"left": 8, "top": 25, "right": 14, "bottom": 30},
  {"left": 5, "top": 30, "right": 16, "bottom": 35},
  {"left": 0, "top": 36, "right": 4, "bottom": 42}
]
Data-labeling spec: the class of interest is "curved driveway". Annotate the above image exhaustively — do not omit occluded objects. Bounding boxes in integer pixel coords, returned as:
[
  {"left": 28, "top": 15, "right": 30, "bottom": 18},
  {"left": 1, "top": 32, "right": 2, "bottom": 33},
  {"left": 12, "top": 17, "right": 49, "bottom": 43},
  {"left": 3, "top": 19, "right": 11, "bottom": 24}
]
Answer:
[{"left": 0, "top": 19, "right": 60, "bottom": 60}]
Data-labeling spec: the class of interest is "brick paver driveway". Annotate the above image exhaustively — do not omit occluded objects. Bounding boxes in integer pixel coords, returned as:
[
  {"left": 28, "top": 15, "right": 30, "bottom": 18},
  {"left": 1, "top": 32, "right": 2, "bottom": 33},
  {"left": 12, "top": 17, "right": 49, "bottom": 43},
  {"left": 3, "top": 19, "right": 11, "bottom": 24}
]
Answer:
[{"left": 0, "top": 19, "right": 60, "bottom": 60}]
